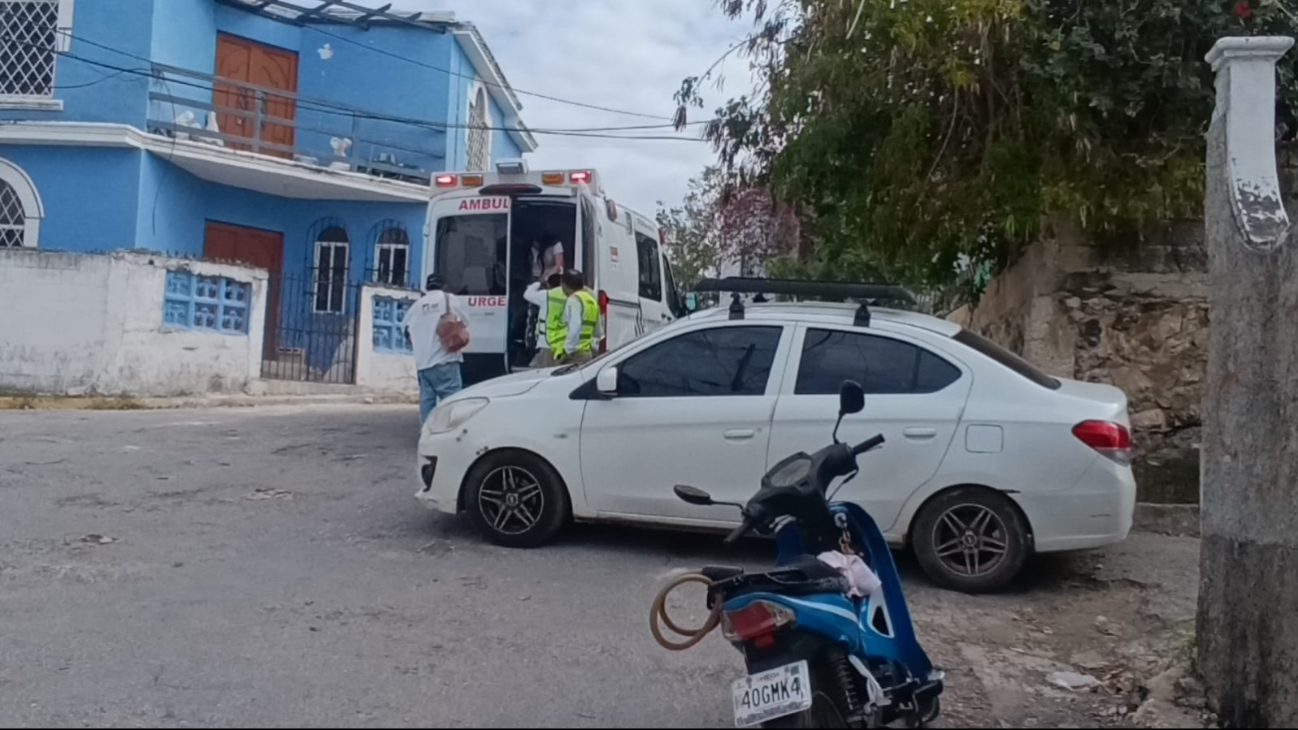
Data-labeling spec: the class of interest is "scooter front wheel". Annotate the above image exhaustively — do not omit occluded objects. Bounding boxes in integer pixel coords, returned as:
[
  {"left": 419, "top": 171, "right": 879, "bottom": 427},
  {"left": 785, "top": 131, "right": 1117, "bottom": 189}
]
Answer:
[{"left": 916, "top": 696, "right": 941, "bottom": 728}]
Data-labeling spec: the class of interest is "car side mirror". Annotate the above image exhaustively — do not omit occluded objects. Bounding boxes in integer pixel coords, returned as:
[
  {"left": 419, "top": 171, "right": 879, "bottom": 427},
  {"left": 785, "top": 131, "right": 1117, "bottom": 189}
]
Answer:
[
  {"left": 839, "top": 380, "right": 865, "bottom": 415},
  {"left": 832, "top": 380, "right": 866, "bottom": 443},
  {"left": 673, "top": 485, "right": 714, "bottom": 506},
  {"left": 596, "top": 366, "right": 619, "bottom": 396},
  {"left": 685, "top": 293, "right": 699, "bottom": 313}
]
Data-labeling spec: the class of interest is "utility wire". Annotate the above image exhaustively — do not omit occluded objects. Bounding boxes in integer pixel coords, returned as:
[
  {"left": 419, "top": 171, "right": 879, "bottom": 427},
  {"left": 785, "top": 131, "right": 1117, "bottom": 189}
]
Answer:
[
  {"left": 71, "top": 27, "right": 671, "bottom": 123},
  {"left": 306, "top": 24, "right": 671, "bottom": 121},
  {"left": 5, "top": 34, "right": 709, "bottom": 142}
]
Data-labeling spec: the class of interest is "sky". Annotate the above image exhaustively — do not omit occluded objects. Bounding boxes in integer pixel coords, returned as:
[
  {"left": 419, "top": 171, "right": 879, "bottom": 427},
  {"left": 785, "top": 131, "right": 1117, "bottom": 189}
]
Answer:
[{"left": 369, "top": 0, "right": 758, "bottom": 215}]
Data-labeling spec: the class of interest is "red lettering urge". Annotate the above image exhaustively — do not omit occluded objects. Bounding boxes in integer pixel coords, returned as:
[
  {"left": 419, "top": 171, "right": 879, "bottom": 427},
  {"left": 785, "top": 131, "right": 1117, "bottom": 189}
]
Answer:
[{"left": 467, "top": 296, "right": 507, "bottom": 307}]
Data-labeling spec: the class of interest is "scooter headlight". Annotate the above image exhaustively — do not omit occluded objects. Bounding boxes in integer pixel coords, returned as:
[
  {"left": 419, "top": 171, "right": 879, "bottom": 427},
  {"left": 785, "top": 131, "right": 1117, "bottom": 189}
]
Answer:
[{"left": 425, "top": 397, "right": 489, "bottom": 435}]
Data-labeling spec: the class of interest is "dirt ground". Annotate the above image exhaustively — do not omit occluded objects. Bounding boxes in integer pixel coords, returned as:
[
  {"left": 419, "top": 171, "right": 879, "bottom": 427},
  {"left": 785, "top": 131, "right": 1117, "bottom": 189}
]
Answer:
[{"left": 914, "top": 534, "right": 1206, "bottom": 729}]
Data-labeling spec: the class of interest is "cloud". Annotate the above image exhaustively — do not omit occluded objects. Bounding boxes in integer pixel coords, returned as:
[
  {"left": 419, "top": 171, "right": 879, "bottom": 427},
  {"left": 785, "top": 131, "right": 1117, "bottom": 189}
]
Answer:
[{"left": 361, "top": 0, "right": 756, "bottom": 215}]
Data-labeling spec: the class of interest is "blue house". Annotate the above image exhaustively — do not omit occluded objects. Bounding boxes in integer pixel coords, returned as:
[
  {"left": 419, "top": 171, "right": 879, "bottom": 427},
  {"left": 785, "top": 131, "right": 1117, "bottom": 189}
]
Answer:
[{"left": 0, "top": 0, "right": 535, "bottom": 382}]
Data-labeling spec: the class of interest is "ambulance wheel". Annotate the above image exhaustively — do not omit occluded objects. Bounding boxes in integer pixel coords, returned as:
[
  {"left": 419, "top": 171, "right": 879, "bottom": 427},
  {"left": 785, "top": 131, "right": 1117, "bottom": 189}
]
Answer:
[{"left": 465, "top": 450, "right": 570, "bottom": 548}]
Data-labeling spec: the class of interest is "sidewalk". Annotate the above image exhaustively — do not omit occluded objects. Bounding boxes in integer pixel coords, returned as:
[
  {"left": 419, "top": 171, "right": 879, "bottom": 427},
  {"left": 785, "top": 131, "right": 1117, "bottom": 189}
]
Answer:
[{"left": 0, "top": 379, "right": 417, "bottom": 411}]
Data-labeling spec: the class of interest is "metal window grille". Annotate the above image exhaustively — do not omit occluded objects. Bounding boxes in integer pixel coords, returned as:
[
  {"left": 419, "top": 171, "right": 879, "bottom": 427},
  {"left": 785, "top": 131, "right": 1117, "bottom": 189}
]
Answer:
[
  {"left": 162, "top": 271, "right": 251, "bottom": 335},
  {"left": 0, "top": 0, "right": 59, "bottom": 99},
  {"left": 0, "top": 178, "right": 25, "bottom": 247},
  {"left": 373, "top": 226, "right": 410, "bottom": 286},
  {"left": 371, "top": 295, "right": 412, "bottom": 354},
  {"left": 466, "top": 87, "right": 490, "bottom": 172},
  {"left": 313, "top": 225, "right": 350, "bottom": 314}
]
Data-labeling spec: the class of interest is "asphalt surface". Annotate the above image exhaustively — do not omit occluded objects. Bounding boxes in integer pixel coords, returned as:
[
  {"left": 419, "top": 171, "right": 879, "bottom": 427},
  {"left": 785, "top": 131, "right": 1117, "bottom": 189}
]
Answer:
[{"left": 0, "top": 405, "right": 1200, "bottom": 728}]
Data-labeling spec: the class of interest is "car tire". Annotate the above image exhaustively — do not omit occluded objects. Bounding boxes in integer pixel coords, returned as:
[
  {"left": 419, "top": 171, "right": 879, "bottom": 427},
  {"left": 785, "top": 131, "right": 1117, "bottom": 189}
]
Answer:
[
  {"left": 912, "top": 487, "right": 1029, "bottom": 594},
  {"left": 464, "top": 450, "right": 570, "bottom": 549}
]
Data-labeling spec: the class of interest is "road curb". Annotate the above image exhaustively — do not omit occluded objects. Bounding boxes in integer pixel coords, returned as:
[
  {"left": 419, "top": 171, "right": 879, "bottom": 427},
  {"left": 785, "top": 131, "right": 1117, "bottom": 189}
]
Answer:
[
  {"left": 1133, "top": 503, "right": 1200, "bottom": 538},
  {"left": 0, "top": 393, "right": 417, "bottom": 411}
]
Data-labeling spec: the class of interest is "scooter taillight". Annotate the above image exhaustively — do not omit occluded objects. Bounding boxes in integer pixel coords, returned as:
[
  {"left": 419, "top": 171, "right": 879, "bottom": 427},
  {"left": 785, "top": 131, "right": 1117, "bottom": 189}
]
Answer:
[{"left": 721, "top": 600, "right": 796, "bottom": 642}]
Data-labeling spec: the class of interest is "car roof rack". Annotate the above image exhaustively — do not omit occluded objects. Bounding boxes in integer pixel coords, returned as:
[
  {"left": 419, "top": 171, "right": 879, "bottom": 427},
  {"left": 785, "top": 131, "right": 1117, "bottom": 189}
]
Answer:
[{"left": 693, "top": 277, "right": 914, "bottom": 327}]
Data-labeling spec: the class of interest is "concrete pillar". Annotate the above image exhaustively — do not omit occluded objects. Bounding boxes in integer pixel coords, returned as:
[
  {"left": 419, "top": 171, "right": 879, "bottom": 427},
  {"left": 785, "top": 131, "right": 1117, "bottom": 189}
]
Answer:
[{"left": 1199, "top": 36, "right": 1298, "bottom": 727}]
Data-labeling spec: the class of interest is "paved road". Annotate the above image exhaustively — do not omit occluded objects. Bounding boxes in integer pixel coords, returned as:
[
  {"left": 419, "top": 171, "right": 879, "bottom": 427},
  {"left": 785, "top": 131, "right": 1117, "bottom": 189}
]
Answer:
[{"left": 0, "top": 406, "right": 1198, "bottom": 728}]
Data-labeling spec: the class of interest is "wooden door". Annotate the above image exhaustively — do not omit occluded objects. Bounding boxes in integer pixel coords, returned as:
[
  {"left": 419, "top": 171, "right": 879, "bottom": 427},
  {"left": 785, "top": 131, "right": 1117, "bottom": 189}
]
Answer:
[
  {"left": 204, "top": 221, "right": 285, "bottom": 360},
  {"left": 214, "top": 34, "right": 299, "bottom": 158}
]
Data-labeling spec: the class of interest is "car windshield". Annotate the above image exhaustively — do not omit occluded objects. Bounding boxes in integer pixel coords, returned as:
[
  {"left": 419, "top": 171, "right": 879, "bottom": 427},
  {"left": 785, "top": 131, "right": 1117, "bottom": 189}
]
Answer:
[{"left": 953, "top": 329, "right": 1061, "bottom": 390}]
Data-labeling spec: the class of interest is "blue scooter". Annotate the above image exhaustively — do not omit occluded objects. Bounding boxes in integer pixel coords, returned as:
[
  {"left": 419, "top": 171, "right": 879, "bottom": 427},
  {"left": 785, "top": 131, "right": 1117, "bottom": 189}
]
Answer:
[{"left": 667, "top": 381, "right": 943, "bottom": 728}]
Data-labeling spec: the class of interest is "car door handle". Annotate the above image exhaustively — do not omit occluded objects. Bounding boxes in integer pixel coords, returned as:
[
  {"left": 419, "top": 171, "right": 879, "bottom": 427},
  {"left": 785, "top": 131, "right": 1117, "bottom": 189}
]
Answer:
[
  {"left": 724, "top": 429, "right": 757, "bottom": 441},
  {"left": 903, "top": 427, "right": 938, "bottom": 440}
]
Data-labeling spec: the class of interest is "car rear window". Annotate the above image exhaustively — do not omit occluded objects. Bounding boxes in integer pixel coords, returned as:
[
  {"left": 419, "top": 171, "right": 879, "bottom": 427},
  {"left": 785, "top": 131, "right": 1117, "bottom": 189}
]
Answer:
[{"left": 953, "top": 329, "right": 1061, "bottom": 390}]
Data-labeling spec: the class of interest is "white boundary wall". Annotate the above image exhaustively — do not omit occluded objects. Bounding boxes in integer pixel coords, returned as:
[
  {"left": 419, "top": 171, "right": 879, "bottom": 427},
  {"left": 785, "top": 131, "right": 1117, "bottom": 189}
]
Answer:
[
  {"left": 0, "top": 249, "right": 267, "bottom": 396},
  {"left": 355, "top": 284, "right": 420, "bottom": 395}
]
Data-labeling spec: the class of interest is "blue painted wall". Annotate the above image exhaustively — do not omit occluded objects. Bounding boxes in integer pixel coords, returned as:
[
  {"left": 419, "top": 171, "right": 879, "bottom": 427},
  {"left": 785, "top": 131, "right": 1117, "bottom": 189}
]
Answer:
[
  {"left": 5, "top": 1, "right": 527, "bottom": 171},
  {"left": 443, "top": 39, "right": 472, "bottom": 170},
  {"left": 212, "top": 4, "right": 303, "bottom": 54},
  {"left": 0, "top": 147, "right": 142, "bottom": 251},
  {"left": 491, "top": 94, "right": 523, "bottom": 161},
  {"left": 295, "top": 26, "right": 452, "bottom": 175},
  {"left": 151, "top": 0, "right": 218, "bottom": 72},
  {"left": 0, "top": 0, "right": 155, "bottom": 126},
  {"left": 136, "top": 153, "right": 426, "bottom": 274},
  {"left": 0, "top": 147, "right": 424, "bottom": 277}
]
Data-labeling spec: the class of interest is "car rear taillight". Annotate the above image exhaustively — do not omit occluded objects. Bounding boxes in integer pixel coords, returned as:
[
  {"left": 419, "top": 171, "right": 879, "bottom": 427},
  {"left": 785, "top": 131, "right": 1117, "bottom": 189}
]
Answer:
[
  {"left": 1073, "top": 420, "right": 1133, "bottom": 465},
  {"left": 721, "top": 600, "right": 796, "bottom": 642},
  {"left": 597, "top": 290, "right": 609, "bottom": 354}
]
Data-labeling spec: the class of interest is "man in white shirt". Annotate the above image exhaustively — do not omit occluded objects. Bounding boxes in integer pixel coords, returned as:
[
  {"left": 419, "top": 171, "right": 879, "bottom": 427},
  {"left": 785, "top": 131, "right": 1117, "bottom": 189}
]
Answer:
[
  {"left": 403, "top": 274, "right": 466, "bottom": 424},
  {"left": 523, "top": 273, "right": 563, "bottom": 368}
]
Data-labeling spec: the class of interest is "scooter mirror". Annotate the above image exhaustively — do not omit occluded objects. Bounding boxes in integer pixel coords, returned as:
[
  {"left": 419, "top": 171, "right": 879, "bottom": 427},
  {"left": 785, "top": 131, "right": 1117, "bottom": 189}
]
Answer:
[
  {"left": 673, "top": 485, "right": 715, "bottom": 506},
  {"left": 839, "top": 380, "right": 865, "bottom": 415}
]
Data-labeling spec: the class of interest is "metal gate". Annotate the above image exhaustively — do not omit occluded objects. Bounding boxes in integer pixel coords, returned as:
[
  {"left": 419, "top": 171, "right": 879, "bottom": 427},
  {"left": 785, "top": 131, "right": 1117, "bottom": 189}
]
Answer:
[{"left": 261, "top": 270, "right": 362, "bottom": 384}]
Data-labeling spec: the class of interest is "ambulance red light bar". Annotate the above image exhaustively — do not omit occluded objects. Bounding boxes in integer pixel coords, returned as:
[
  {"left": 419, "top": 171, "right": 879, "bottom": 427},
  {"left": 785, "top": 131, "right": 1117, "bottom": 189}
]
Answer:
[
  {"left": 570, "top": 171, "right": 592, "bottom": 184},
  {"left": 434, "top": 174, "right": 457, "bottom": 188}
]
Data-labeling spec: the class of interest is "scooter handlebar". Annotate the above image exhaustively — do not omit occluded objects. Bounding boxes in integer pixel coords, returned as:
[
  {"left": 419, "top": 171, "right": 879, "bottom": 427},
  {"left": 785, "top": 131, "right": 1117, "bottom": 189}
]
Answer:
[
  {"left": 852, "top": 434, "right": 886, "bottom": 456},
  {"left": 724, "top": 518, "right": 753, "bottom": 546}
]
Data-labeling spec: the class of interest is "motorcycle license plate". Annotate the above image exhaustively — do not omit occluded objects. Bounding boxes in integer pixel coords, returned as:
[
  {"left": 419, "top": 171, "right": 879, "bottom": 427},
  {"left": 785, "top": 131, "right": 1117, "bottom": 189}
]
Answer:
[{"left": 731, "top": 660, "right": 813, "bottom": 728}]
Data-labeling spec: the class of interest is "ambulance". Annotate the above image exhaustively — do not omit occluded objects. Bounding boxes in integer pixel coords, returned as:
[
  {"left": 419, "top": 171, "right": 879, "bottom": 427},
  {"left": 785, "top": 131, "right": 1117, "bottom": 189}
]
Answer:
[{"left": 423, "top": 160, "right": 687, "bottom": 384}]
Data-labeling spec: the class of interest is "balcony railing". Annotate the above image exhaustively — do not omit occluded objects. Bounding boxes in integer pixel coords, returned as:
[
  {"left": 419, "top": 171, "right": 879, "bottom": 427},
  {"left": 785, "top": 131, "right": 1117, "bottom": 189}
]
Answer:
[{"left": 146, "top": 64, "right": 443, "bottom": 185}]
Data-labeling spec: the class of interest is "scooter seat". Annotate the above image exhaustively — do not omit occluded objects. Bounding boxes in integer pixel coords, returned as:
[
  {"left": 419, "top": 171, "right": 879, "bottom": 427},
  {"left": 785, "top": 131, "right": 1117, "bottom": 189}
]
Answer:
[
  {"left": 709, "top": 556, "right": 848, "bottom": 602},
  {"left": 701, "top": 565, "right": 746, "bottom": 581}
]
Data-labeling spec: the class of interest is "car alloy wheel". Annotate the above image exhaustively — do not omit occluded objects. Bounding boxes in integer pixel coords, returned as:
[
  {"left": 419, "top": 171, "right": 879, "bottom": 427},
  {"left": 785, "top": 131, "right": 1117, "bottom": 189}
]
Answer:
[
  {"left": 930, "top": 504, "right": 1009, "bottom": 578},
  {"left": 477, "top": 466, "right": 546, "bottom": 536}
]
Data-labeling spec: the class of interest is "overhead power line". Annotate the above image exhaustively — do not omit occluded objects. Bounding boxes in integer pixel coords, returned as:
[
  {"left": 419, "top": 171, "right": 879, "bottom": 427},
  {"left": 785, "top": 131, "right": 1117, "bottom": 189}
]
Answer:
[
  {"left": 4, "top": 34, "right": 709, "bottom": 142},
  {"left": 306, "top": 25, "right": 672, "bottom": 121}
]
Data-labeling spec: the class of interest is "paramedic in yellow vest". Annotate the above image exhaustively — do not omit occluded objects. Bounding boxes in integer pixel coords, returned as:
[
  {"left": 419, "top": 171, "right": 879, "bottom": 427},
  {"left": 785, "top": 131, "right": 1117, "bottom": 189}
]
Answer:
[
  {"left": 557, "top": 269, "right": 601, "bottom": 364},
  {"left": 523, "top": 273, "right": 565, "bottom": 368}
]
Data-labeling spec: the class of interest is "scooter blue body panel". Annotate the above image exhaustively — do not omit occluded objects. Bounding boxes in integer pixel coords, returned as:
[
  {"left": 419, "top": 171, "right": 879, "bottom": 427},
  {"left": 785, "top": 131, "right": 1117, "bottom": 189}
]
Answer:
[{"left": 761, "top": 501, "right": 934, "bottom": 680}]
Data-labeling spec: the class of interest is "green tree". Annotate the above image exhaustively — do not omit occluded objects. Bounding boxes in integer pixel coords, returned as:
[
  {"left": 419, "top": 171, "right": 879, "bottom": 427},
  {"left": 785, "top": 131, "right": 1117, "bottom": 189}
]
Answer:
[
  {"left": 678, "top": 0, "right": 1298, "bottom": 287},
  {"left": 657, "top": 168, "right": 723, "bottom": 290}
]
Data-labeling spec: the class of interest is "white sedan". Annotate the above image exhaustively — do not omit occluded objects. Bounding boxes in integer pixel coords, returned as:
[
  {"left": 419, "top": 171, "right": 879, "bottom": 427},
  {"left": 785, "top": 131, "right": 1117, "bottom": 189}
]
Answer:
[{"left": 415, "top": 302, "right": 1135, "bottom": 593}]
